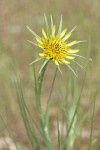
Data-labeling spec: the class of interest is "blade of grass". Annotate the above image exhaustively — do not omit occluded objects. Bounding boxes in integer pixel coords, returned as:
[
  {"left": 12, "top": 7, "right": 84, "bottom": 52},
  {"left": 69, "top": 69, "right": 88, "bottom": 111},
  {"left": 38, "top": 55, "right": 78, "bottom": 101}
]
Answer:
[
  {"left": 11, "top": 64, "right": 42, "bottom": 149},
  {"left": 0, "top": 113, "right": 19, "bottom": 150},
  {"left": 64, "top": 77, "right": 70, "bottom": 111},
  {"left": 57, "top": 114, "right": 61, "bottom": 150},
  {"left": 88, "top": 89, "right": 98, "bottom": 150},
  {"left": 23, "top": 101, "right": 44, "bottom": 138},
  {"left": 70, "top": 74, "right": 76, "bottom": 103},
  {"left": 15, "top": 75, "right": 42, "bottom": 150},
  {"left": 0, "top": 133, "right": 10, "bottom": 150},
  {"left": 61, "top": 63, "right": 88, "bottom": 149}
]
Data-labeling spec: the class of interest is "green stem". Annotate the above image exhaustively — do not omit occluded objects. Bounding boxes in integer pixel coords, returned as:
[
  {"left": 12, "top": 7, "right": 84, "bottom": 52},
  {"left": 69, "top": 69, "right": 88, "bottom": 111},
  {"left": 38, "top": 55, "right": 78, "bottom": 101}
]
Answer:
[
  {"left": 35, "top": 60, "right": 54, "bottom": 150},
  {"left": 37, "top": 60, "right": 48, "bottom": 114},
  {"left": 45, "top": 67, "right": 57, "bottom": 127}
]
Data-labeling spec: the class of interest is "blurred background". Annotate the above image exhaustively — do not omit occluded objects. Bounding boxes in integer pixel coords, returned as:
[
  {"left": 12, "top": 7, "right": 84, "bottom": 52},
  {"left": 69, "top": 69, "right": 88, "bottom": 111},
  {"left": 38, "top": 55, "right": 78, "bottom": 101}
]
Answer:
[{"left": 0, "top": 0, "right": 100, "bottom": 149}]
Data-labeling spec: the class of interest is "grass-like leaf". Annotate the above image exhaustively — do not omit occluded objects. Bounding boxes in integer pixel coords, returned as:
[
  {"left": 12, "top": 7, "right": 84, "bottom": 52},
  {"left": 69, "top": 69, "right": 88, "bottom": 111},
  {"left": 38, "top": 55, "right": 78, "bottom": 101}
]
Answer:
[
  {"left": 88, "top": 89, "right": 98, "bottom": 150},
  {"left": 61, "top": 64, "right": 88, "bottom": 149},
  {"left": 0, "top": 113, "right": 19, "bottom": 150},
  {"left": 15, "top": 74, "right": 42, "bottom": 150},
  {"left": 57, "top": 114, "right": 61, "bottom": 150}
]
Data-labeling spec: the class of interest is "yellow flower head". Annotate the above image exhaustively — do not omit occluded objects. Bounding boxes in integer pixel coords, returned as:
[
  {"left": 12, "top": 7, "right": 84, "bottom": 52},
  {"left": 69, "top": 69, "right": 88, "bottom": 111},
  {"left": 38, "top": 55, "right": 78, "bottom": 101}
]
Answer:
[
  {"left": 27, "top": 15, "right": 89, "bottom": 75},
  {"left": 37, "top": 26, "right": 78, "bottom": 66}
]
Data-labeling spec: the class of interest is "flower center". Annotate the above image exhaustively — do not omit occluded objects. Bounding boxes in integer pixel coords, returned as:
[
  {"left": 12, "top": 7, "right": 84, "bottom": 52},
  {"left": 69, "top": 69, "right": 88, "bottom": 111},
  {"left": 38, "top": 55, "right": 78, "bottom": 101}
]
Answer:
[{"left": 42, "top": 37, "right": 68, "bottom": 61}]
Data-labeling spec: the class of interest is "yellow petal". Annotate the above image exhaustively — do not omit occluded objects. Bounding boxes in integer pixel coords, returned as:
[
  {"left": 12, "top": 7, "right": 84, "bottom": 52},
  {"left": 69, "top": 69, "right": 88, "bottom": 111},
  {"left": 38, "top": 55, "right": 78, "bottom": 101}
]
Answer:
[
  {"left": 42, "top": 28, "right": 47, "bottom": 38},
  {"left": 68, "top": 49, "right": 79, "bottom": 53},
  {"left": 59, "top": 29, "right": 67, "bottom": 38},
  {"left": 67, "top": 41, "right": 77, "bottom": 47},
  {"left": 38, "top": 44, "right": 43, "bottom": 49},
  {"left": 66, "top": 56, "right": 75, "bottom": 59},
  {"left": 36, "top": 37, "right": 42, "bottom": 44},
  {"left": 39, "top": 53, "right": 45, "bottom": 57},
  {"left": 62, "top": 59, "right": 70, "bottom": 64},
  {"left": 62, "top": 33, "right": 71, "bottom": 41},
  {"left": 52, "top": 25, "right": 56, "bottom": 36}
]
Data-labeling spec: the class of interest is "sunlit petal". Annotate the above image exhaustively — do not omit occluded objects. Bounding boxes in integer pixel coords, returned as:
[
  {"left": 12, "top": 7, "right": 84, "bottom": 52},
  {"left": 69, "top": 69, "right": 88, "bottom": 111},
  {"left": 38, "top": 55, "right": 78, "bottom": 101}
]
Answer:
[
  {"left": 59, "top": 29, "right": 67, "bottom": 38},
  {"left": 68, "top": 49, "right": 79, "bottom": 53},
  {"left": 42, "top": 28, "right": 47, "bottom": 38},
  {"left": 67, "top": 41, "right": 77, "bottom": 47},
  {"left": 66, "top": 56, "right": 75, "bottom": 59},
  {"left": 52, "top": 25, "right": 56, "bottom": 36}
]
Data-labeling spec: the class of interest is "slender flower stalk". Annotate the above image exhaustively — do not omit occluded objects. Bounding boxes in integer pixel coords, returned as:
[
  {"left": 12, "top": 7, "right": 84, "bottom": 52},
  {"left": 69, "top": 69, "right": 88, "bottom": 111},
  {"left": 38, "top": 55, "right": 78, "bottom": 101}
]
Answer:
[{"left": 33, "top": 60, "right": 54, "bottom": 150}]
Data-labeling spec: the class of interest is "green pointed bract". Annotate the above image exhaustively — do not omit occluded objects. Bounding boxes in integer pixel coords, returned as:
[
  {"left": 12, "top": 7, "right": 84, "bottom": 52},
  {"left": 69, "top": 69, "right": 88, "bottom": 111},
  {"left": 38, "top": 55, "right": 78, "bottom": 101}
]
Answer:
[
  {"left": 69, "top": 54, "right": 91, "bottom": 61},
  {"left": 72, "top": 60, "right": 84, "bottom": 69},
  {"left": 26, "top": 26, "right": 41, "bottom": 39},
  {"left": 30, "top": 58, "right": 43, "bottom": 65},
  {"left": 50, "top": 15, "right": 53, "bottom": 29},
  {"left": 66, "top": 64, "right": 77, "bottom": 77},
  {"left": 27, "top": 40, "right": 37, "bottom": 47},
  {"left": 58, "top": 15, "right": 62, "bottom": 35},
  {"left": 57, "top": 66, "right": 62, "bottom": 74},
  {"left": 44, "top": 13, "right": 50, "bottom": 36},
  {"left": 70, "top": 26, "right": 77, "bottom": 33},
  {"left": 39, "top": 59, "right": 49, "bottom": 74}
]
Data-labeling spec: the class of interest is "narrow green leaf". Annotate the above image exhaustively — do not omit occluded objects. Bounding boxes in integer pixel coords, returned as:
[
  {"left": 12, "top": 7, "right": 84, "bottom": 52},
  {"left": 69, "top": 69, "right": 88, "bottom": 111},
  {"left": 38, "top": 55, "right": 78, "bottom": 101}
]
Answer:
[
  {"left": 15, "top": 75, "right": 41, "bottom": 149},
  {"left": 0, "top": 133, "right": 10, "bottom": 150},
  {"left": 30, "top": 58, "right": 44, "bottom": 65},
  {"left": 61, "top": 64, "right": 88, "bottom": 149},
  {"left": 39, "top": 59, "right": 49, "bottom": 74},
  {"left": 88, "top": 90, "right": 98, "bottom": 150},
  {"left": 70, "top": 75, "right": 76, "bottom": 104},
  {"left": 0, "top": 114, "right": 19, "bottom": 150},
  {"left": 57, "top": 114, "right": 61, "bottom": 150}
]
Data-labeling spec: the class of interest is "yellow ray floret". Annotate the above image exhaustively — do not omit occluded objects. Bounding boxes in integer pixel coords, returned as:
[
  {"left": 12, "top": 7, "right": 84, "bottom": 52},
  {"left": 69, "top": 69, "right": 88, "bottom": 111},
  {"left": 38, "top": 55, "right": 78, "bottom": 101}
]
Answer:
[
  {"left": 62, "top": 33, "right": 71, "bottom": 41},
  {"left": 36, "top": 37, "right": 42, "bottom": 44},
  {"left": 42, "top": 28, "right": 47, "bottom": 39},
  {"left": 59, "top": 29, "right": 67, "bottom": 38},
  {"left": 67, "top": 41, "right": 77, "bottom": 47},
  {"left": 52, "top": 25, "right": 56, "bottom": 36},
  {"left": 68, "top": 49, "right": 79, "bottom": 53},
  {"left": 66, "top": 56, "right": 75, "bottom": 60}
]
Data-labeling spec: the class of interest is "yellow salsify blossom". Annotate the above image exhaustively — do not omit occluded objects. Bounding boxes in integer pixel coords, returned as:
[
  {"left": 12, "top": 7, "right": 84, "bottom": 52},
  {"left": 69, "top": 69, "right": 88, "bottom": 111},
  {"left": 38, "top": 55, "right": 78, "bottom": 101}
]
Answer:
[
  {"left": 27, "top": 15, "right": 90, "bottom": 75},
  {"left": 37, "top": 26, "right": 78, "bottom": 65}
]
